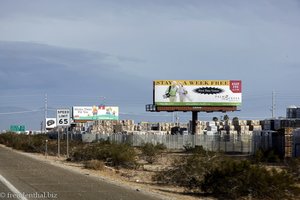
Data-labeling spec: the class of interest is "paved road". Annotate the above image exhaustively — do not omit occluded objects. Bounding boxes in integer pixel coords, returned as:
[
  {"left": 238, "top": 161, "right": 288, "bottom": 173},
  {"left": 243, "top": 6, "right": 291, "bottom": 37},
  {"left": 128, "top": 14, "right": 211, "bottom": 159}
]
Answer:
[
  {"left": 0, "top": 146, "right": 161, "bottom": 200},
  {"left": 0, "top": 182, "right": 12, "bottom": 200}
]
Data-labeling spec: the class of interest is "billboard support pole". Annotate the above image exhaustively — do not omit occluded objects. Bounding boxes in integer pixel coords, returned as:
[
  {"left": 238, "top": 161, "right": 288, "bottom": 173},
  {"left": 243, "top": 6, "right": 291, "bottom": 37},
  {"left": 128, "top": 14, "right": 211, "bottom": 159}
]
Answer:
[{"left": 192, "top": 111, "right": 198, "bottom": 135}]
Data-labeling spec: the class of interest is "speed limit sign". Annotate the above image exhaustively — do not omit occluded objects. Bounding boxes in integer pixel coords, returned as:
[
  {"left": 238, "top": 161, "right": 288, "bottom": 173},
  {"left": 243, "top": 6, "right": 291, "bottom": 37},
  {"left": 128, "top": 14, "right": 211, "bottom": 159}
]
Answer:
[{"left": 56, "top": 109, "right": 70, "bottom": 127}]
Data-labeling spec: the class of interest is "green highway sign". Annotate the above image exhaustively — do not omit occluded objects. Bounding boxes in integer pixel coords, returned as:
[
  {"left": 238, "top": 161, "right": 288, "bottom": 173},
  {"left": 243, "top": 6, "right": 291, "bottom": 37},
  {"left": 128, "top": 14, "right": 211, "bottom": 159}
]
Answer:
[{"left": 10, "top": 125, "right": 26, "bottom": 132}]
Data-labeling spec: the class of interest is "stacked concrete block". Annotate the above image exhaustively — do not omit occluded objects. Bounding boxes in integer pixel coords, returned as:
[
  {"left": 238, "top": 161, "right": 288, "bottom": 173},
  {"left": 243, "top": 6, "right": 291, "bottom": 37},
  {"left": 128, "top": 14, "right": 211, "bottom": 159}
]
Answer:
[
  {"left": 215, "top": 121, "right": 221, "bottom": 126},
  {"left": 205, "top": 121, "right": 218, "bottom": 135},
  {"left": 224, "top": 125, "right": 235, "bottom": 132},
  {"left": 90, "top": 120, "right": 136, "bottom": 134},
  {"left": 206, "top": 121, "right": 216, "bottom": 127},
  {"left": 240, "top": 120, "right": 248, "bottom": 126},
  {"left": 219, "top": 121, "right": 225, "bottom": 126},
  {"left": 207, "top": 125, "right": 218, "bottom": 133},
  {"left": 239, "top": 125, "right": 250, "bottom": 132},
  {"left": 233, "top": 120, "right": 247, "bottom": 126},
  {"left": 187, "top": 120, "right": 205, "bottom": 134},
  {"left": 249, "top": 125, "right": 262, "bottom": 131},
  {"left": 235, "top": 125, "right": 250, "bottom": 134},
  {"left": 199, "top": 121, "right": 207, "bottom": 132},
  {"left": 245, "top": 131, "right": 253, "bottom": 135},
  {"left": 159, "top": 122, "right": 172, "bottom": 132},
  {"left": 218, "top": 125, "right": 224, "bottom": 130},
  {"left": 138, "top": 122, "right": 151, "bottom": 131},
  {"left": 285, "top": 128, "right": 294, "bottom": 158},
  {"left": 198, "top": 121, "right": 204, "bottom": 126},
  {"left": 81, "top": 119, "right": 263, "bottom": 136},
  {"left": 225, "top": 120, "right": 232, "bottom": 126},
  {"left": 206, "top": 131, "right": 214, "bottom": 135},
  {"left": 247, "top": 120, "right": 260, "bottom": 126}
]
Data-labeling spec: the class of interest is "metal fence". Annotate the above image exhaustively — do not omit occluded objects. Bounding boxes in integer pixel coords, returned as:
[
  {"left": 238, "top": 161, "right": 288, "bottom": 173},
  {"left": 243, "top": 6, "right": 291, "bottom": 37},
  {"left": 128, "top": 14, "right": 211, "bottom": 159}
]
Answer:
[
  {"left": 82, "top": 133, "right": 253, "bottom": 154},
  {"left": 48, "top": 128, "right": 300, "bottom": 157}
]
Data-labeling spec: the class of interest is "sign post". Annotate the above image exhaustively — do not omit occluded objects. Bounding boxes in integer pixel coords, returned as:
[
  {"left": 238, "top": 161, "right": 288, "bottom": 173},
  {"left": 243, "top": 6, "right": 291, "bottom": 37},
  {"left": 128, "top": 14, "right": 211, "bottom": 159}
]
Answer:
[{"left": 56, "top": 109, "right": 70, "bottom": 157}]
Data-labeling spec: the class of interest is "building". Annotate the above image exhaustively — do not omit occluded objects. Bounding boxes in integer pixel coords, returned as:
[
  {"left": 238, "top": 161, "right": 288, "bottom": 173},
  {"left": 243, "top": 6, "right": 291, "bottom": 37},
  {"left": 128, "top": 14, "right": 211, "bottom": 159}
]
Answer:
[{"left": 287, "top": 105, "right": 300, "bottom": 119}]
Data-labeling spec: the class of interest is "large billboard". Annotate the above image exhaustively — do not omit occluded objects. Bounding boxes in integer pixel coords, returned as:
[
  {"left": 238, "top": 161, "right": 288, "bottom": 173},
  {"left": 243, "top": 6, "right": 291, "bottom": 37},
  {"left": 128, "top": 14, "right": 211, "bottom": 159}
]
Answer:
[
  {"left": 73, "top": 106, "right": 119, "bottom": 121},
  {"left": 154, "top": 80, "right": 242, "bottom": 106}
]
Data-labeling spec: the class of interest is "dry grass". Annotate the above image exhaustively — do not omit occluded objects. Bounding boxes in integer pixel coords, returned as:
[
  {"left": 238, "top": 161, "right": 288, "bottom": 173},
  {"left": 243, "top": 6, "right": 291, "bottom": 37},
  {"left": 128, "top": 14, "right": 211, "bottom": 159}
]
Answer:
[{"left": 84, "top": 159, "right": 105, "bottom": 170}]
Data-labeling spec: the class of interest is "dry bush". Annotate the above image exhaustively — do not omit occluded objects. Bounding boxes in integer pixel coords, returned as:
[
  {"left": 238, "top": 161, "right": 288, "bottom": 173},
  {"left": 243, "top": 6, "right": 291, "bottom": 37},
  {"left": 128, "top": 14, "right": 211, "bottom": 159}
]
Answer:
[{"left": 84, "top": 160, "right": 105, "bottom": 170}]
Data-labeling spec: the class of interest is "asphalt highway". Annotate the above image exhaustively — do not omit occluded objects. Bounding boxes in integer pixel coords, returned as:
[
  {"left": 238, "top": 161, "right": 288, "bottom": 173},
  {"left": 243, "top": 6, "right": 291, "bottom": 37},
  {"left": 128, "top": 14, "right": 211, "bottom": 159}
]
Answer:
[
  {"left": 0, "top": 182, "right": 12, "bottom": 200},
  {"left": 0, "top": 146, "right": 161, "bottom": 200}
]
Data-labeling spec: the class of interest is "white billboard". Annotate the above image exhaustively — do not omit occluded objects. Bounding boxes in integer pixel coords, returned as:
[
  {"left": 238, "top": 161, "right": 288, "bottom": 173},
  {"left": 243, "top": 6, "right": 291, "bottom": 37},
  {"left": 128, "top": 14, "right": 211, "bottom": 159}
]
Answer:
[
  {"left": 46, "top": 118, "right": 56, "bottom": 129},
  {"left": 73, "top": 106, "right": 119, "bottom": 121},
  {"left": 154, "top": 80, "right": 242, "bottom": 106}
]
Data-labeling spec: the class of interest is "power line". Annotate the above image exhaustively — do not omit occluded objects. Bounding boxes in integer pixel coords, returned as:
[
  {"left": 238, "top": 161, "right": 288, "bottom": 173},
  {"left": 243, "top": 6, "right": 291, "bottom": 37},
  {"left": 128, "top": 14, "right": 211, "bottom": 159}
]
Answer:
[{"left": 0, "top": 110, "right": 43, "bottom": 115}]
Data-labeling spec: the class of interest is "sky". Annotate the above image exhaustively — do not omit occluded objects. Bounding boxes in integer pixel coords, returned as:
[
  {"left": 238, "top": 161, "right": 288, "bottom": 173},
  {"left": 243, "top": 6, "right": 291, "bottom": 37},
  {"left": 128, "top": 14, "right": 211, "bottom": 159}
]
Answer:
[{"left": 0, "top": 0, "right": 300, "bottom": 130}]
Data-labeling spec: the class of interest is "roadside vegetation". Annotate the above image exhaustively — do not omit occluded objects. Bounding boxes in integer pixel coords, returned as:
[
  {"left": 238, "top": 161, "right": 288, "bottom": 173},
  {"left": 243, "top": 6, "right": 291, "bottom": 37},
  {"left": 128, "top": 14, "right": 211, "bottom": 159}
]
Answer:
[
  {"left": 153, "top": 145, "right": 300, "bottom": 199},
  {"left": 1, "top": 132, "right": 300, "bottom": 199},
  {"left": 0, "top": 132, "right": 137, "bottom": 168},
  {"left": 71, "top": 140, "right": 137, "bottom": 168},
  {"left": 84, "top": 159, "right": 105, "bottom": 170},
  {"left": 139, "top": 143, "right": 166, "bottom": 164},
  {"left": 252, "top": 148, "right": 281, "bottom": 163},
  {"left": 0, "top": 132, "right": 81, "bottom": 155}
]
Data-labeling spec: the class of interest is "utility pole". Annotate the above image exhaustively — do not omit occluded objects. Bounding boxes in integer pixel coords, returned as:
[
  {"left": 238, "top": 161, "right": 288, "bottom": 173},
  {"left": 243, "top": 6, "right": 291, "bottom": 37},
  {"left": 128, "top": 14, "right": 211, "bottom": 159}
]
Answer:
[
  {"left": 40, "top": 121, "right": 43, "bottom": 134},
  {"left": 44, "top": 93, "right": 48, "bottom": 134},
  {"left": 271, "top": 91, "right": 276, "bottom": 118}
]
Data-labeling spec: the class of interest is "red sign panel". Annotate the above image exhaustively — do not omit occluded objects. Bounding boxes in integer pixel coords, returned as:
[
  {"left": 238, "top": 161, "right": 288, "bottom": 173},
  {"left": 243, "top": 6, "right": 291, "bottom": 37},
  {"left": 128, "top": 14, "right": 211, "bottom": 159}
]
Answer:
[{"left": 230, "top": 80, "right": 242, "bottom": 93}]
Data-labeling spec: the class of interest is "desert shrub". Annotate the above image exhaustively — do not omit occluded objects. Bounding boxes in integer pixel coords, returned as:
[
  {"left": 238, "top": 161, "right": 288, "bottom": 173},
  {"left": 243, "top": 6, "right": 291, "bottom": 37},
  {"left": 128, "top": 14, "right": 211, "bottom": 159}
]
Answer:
[
  {"left": 140, "top": 143, "right": 166, "bottom": 164},
  {"left": 0, "top": 134, "right": 138, "bottom": 168},
  {"left": 84, "top": 160, "right": 105, "bottom": 170},
  {"left": 184, "top": 145, "right": 213, "bottom": 155},
  {"left": 0, "top": 133, "right": 49, "bottom": 153},
  {"left": 0, "top": 133, "right": 87, "bottom": 157},
  {"left": 24, "top": 134, "right": 48, "bottom": 152},
  {"left": 286, "top": 158, "right": 300, "bottom": 182},
  {"left": 0, "top": 132, "right": 23, "bottom": 149},
  {"left": 201, "top": 159, "right": 297, "bottom": 199},
  {"left": 153, "top": 147, "right": 221, "bottom": 191},
  {"left": 253, "top": 148, "right": 264, "bottom": 163},
  {"left": 253, "top": 148, "right": 281, "bottom": 163},
  {"left": 183, "top": 143, "right": 193, "bottom": 152},
  {"left": 71, "top": 141, "right": 137, "bottom": 168},
  {"left": 108, "top": 142, "right": 137, "bottom": 168},
  {"left": 153, "top": 147, "right": 298, "bottom": 199}
]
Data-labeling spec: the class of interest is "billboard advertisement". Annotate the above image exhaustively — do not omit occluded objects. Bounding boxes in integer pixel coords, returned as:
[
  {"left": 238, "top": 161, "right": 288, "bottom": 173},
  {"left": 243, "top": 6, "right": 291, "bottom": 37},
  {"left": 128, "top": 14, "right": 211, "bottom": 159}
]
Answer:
[
  {"left": 154, "top": 80, "right": 242, "bottom": 106},
  {"left": 73, "top": 106, "right": 119, "bottom": 121},
  {"left": 46, "top": 118, "right": 57, "bottom": 129}
]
